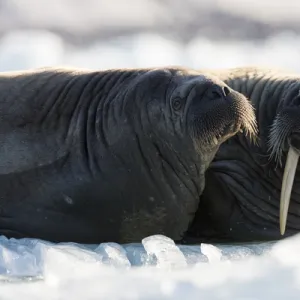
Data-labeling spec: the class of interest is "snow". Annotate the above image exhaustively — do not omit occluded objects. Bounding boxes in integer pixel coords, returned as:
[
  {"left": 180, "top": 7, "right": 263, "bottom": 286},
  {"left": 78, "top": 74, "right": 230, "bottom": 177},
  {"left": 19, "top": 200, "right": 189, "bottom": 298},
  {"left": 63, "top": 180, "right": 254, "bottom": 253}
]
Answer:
[
  {"left": 0, "top": 233, "right": 299, "bottom": 299},
  {"left": 1, "top": 22, "right": 300, "bottom": 299}
]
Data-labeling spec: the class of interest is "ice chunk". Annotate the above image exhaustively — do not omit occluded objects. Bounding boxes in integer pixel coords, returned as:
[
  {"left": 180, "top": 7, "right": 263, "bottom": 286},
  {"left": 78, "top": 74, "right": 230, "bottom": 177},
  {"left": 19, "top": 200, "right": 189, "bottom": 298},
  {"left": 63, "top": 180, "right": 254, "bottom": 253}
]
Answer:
[
  {"left": 95, "top": 242, "right": 131, "bottom": 269},
  {"left": 1, "top": 235, "right": 300, "bottom": 299},
  {"left": 0, "top": 236, "right": 44, "bottom": 280},
  {"left": 123, "top": 243, "right": 151, "bottom": 266},
  {"left": 176, "top": 245, "right": 209, "bottom": 264},
  {"left": 142, "top": 235, "right": 187, "bottom": 269},
  {"left": 201, "top": 243, "right": 222, "bottom": 263},
  {"left": 42, "top": 243, "right": 106, "bottom": 285}
]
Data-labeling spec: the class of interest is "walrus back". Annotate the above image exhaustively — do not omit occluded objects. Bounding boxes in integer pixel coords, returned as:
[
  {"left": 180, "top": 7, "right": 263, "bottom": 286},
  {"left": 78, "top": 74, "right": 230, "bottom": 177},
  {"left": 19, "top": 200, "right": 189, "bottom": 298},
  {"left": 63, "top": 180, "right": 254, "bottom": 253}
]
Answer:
[{"left": 0, "top": 67, "right": 146, "bottom": 173}]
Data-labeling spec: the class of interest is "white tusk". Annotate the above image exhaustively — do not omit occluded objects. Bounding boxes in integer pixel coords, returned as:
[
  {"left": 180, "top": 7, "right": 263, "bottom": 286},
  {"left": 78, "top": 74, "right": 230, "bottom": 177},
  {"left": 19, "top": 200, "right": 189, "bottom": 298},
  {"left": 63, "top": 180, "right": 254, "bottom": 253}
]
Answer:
[{"left": 280, "top": 147, "right": 299, "bottom": 235}]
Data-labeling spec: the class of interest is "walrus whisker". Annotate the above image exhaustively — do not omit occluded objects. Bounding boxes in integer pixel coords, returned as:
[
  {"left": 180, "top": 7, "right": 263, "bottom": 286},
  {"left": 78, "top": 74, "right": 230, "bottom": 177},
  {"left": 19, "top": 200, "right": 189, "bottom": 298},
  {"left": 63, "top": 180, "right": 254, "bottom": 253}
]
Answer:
[
  {"left": 242, "top": 115, "right": 258, "bottom": 144},
  {"left": 268, "top": 115, "right": 292, "bottom": 167},
  {"left": 237, "top": 101, "right": 258, "bottom": 144}
]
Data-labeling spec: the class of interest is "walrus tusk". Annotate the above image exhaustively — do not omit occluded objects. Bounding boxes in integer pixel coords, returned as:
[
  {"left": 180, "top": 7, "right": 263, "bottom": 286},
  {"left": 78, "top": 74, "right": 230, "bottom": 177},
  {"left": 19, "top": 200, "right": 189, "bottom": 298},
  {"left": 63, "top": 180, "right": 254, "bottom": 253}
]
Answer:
[{"left": 280, "top": 146, "right": 299, "bottom": 235}]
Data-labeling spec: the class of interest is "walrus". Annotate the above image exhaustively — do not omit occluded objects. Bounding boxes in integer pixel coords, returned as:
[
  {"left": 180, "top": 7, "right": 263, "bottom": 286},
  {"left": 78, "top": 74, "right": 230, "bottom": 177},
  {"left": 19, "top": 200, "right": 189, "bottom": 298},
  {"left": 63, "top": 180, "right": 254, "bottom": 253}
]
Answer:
[
  {"left": 0, "top": 66, "right": 256, "bottom": 244},
  {"left": 185, "top": 67, "right": 300, "bottom": 243}
]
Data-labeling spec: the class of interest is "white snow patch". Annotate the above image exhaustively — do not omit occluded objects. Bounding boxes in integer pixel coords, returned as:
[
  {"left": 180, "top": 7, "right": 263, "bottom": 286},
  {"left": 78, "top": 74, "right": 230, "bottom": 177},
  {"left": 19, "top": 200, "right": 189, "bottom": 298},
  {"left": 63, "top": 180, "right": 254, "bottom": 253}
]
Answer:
[{"left": 0, "top": 234, "right": 299, "bottom": 299}]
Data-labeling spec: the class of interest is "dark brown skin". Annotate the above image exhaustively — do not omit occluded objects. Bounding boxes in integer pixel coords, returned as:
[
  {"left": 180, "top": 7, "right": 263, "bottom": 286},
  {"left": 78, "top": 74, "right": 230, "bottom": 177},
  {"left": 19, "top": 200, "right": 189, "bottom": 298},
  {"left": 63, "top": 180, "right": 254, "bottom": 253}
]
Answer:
[
  {"left": 185, "top": 67, "right": 300, "bottom": 244},
  {"left": 0, "top": 66, "right": 256, "bottom": 244}
]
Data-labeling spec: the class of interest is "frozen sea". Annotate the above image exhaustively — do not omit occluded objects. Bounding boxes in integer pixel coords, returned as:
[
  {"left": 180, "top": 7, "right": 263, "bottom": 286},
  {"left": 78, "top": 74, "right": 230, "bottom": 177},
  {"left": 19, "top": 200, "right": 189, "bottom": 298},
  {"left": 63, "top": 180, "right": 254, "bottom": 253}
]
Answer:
[{"left": 1, "top": 29, "right": 300, "bottom": 299}]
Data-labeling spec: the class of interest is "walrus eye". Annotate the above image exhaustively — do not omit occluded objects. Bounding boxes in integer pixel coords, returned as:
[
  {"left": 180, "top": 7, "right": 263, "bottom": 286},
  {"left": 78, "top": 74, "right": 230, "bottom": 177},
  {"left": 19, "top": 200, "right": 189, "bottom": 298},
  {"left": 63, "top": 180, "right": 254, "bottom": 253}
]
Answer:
[{"left": 172, "top": 98, "right": 182, "bottom": 111}]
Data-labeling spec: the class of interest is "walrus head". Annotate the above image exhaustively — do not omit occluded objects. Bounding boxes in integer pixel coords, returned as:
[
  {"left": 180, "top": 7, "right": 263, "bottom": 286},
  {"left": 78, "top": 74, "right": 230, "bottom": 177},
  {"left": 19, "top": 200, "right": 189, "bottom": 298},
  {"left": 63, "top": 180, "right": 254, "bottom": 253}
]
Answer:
[
  {"left": 185, "top": 78, "right": 257, "bottom": 158},
  {"left": 171, "top": 70, "right": 257, "bottom": 167},
  {"left": 268, "top": 87, "right": 300, "bottom": 235},
  {"left": 122, "top": 68, "right": 257, "bottom": 199},
  {"left": 135, "top": 68, "right": 257, "bottom": 163},
  {"left": 126, "top": 68, "right": 257, "bottom": 182}
]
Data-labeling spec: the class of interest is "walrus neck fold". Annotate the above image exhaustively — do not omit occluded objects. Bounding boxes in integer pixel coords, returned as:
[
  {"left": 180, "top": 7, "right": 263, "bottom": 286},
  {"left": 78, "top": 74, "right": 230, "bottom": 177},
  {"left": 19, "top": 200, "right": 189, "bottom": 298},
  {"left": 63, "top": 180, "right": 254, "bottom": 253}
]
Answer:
[
  {"left": 55, "top": 69, "right": 148, "bottom": 173},
  {"left": 120, "top": 83, "right": 205, "bottom": 198}
]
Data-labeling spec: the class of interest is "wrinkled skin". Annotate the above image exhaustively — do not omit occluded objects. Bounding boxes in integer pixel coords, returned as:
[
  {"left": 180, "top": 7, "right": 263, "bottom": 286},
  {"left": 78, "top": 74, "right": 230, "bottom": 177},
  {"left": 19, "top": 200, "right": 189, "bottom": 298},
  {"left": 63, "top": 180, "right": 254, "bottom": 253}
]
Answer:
[
  {"left": 185, "top": 67, "right": 300, "bottom": 243},
  {"left": 0, "top": 66, "right": 256, "bottom": 244}
]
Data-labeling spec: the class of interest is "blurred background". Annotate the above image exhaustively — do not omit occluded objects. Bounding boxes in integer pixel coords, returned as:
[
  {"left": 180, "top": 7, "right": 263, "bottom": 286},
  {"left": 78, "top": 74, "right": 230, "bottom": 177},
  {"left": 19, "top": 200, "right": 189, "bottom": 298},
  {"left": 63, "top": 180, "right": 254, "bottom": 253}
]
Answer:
[{"left": 0, "top": 0, "right": 300, "bottom": 72}]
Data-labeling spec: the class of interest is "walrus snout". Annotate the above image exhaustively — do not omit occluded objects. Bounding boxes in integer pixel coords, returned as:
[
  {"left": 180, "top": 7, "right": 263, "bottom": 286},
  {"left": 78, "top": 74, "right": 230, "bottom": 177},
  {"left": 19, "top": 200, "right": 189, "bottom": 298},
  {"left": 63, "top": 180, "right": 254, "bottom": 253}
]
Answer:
[{"left": 188, "top": 82, "right": 257, "bottom": 155}]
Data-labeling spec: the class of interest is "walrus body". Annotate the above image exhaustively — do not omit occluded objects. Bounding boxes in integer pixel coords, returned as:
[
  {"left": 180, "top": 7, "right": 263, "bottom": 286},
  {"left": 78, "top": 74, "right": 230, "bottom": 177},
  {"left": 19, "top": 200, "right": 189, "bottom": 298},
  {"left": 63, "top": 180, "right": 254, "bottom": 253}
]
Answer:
[
  {"left": 186, "top": 67, "right": 300, "bottom": 243},
  {"left": 0, "top": 66, "right": 256, "bottom": 244}
]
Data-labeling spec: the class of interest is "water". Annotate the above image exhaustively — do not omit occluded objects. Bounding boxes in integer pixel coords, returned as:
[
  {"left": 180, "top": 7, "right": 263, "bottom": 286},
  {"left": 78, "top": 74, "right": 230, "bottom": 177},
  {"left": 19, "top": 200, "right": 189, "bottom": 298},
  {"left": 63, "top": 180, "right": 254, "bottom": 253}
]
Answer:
[{"left": 1, "top": 29, "right": 300, "bottom": 299}]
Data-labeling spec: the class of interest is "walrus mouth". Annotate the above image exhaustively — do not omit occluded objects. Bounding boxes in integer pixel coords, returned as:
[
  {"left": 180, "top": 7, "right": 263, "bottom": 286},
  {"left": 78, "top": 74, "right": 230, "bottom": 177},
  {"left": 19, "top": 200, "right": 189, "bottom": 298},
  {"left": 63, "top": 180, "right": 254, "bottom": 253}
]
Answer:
[{"left": 268, "top": 110, "right": 300, "bottom": 235}]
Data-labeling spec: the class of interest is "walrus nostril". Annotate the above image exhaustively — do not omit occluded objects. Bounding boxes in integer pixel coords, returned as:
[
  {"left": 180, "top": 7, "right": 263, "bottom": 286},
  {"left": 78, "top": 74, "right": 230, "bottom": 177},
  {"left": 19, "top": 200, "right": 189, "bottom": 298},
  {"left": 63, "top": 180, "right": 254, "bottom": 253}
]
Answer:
[
  {"left": 222, "top": 86, "right": 230, "bottom": 97},
  {"left": 208, "top": 86, "right": 231, "bottom": 99}
]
